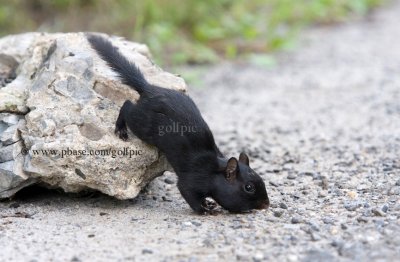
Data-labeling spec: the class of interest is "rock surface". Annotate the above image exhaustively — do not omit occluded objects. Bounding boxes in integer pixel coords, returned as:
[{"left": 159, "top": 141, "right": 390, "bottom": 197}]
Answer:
[{"left": 0, "top": 32, "right": 185, "bottom": 199}]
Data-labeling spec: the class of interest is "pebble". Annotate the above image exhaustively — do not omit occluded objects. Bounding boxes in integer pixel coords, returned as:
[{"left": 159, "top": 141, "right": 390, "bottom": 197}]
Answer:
[
  {"left": 269, "top": 181, "right": 279, "bottom": 187},
  {"left": 164, "top": 178, "right": 175, "bottom": 184},
  {"left": 381, "top": 204, "right": 389, "bottom": 213},
  {"left": 291, "top": 217, "right": 302, "bottom": 224},
  {"left": 344, "top": 201, "right": 361, "bottom": 211},
  {"left": 347, "top": 191, "right": 358, "bottom": 199},
  {"left": 279, "top": 202, "right": 288, "bottom": 209},
  {"left": 287, "top": 173, "right": 297, "bottom": 180},
  {"left": 253, "top": 252, "right": 264, "bottom": 261},
  {"left": 192, "top": 221, "right": 202, "bottom": 227},
  {"left": 308, "top": 222, "right": 320, "bottom": 232},
  {"left": 357, "top": 216, "right": 369, "bottom": 223},
  {"left": 318, "top": 191, "right": 328, "bottom": 198},
  {"left": 331, "top": 239, "right": 344, "bottom": 248},
  {"left": 273, "top": 209, "right": 284, "bottom": 217},
  {"left": 71, "top": 256, "right": 81, "bottom": 262},
  {"left": 372, "top": 208, "right": 386, "bottom": 217},
  {"left": 142, "top": 249, "right": 153, "bottom": 254},
  {"left": 310, "top": 232, "right": 321, "bottom": 241},
  {"left": 287, "top": 254, "right": 298, "bottom": 262},
  {"left": 322, "top": 217, "right": 335, "bottom": 225}
]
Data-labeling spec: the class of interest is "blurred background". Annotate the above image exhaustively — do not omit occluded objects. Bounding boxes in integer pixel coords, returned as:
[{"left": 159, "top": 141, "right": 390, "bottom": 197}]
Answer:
[{"left": 0, "top": 0, "right": 384, "bottom": 66}]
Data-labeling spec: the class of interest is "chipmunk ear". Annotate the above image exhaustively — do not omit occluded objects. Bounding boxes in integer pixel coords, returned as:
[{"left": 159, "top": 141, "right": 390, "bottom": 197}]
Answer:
[
  {"left": 225, "top": 157, "right": 238, "bottom": 181},
  {"left": 239, "top": 152, "right": 249, "bottom": 166}
]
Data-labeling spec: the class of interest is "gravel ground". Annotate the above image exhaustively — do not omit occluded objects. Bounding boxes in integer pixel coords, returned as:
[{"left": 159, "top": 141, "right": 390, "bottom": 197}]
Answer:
[{"left": 1, "top": 1, "right": 400, "bottom": 262}]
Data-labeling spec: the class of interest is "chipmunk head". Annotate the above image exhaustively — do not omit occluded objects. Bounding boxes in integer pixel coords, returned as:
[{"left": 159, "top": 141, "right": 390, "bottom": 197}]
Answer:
[{"left": 212, "top": 152, "right": 269, "bottom": 213}]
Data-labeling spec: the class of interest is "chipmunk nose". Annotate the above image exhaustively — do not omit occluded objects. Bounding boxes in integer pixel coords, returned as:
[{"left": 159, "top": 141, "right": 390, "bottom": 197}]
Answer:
[{"left": 256, "top": 198, "right": 270, "bottom": 210}]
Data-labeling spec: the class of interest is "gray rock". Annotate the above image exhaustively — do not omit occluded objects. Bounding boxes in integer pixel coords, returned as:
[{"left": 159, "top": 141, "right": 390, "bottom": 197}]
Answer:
[
  {"left": 344, "top": 201, "right": 363, "bottom": 211},
  {"left": 291, "top": 216, "right": 302, "bottom": 224},
  {"left": 0, "top": 32, "right": 186, "bottom": 199},
  {"left": 273, "top": 209, "right": 284, "bottom": 217},
  {"left": 372, "top": 208, "right": 386, "bottom": 217},
  {"left": 381, "top": 204, "right": 389, "bottom": 213}
]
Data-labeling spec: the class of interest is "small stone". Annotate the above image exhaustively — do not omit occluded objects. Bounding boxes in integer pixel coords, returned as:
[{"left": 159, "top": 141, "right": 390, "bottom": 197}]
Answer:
[
  {"left": 331, "top": 240, "right": 344, "bottom": 248},
  {"left": 308, "top": 221, "right": 320, "bottom": 232},
  {"left": 279, "top": 202, "right": 288, "bottom": 209},
  {"left": 330, "top": 227, "right": 338, "bottom": 235},
  {"left": 253, "top": 252, "right": 264, "bottom": 261},
  {"left": 341, "top": 223, "right": 348, "bottom": 230},
  {"left": 344, "top": 201, "right": 361, "bottom": 211},
  {"left": 287, "top": 254, "right": 298, "bottom": 262},
  {"left": 232, "top": 223, "right": 243, "bottom": 229},
  {"left": 183, "top": 221, "right": 192, "bottom": 226},
  {"left": 287, "top": 173, "right": 297, "bottom": 180},
  {"left": 192, "top": 221, "right": 202, "bottom": 227},
  {"left": 318, "top": 191, "right": 328, "bottom": 198},
  {"left": 381, "top": 204, "right": 389, "bottom": 213},
  {"left": 99, "top": 212, "right": 108, "bottom": 216},
  {"left": 88, "top": 234, "right": 95, "bottom": 238},
  {"left": 347, "top": 191, "right": 357, "bottom": 199},
  {"left": 357, "top": 216, "right": 369, "bottom": 223},
  {"left": 292, "top": 193, "right": 301, "bottom": 199},
  {"left": 371, "top": 208, "right": 385, "bottom": 217},
  {"left": 291, "top": 216, "right": 302, "bottom": 224},
  {"left": 142, "top": 249, "right": 153, "bottom": 254},
  {"left": 273, "top": 209, "right": 284, "bottom": 217},
  {"left": 395, "top": 180, "right": 400, "bottom": 186},
  {"left": 310, "top": 232, "right": 321, "bottom": 241},
  {"left": 164, "top": 178, "right": 175, "bottom": 184},
  {"left": 322, "top": 217, "right": 335, "bottom": 224},
  {"left": 162, "top": 196, "right": 172, "bottom": 202},
  {"left": 71, "top": 256, "right": 81, "bottom": 262},
  {"left": 269, "top": 181, "right": 279, "bottom": 187}
]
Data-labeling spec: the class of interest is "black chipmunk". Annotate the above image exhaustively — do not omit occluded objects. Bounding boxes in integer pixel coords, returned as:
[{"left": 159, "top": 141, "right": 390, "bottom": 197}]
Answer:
[{"left": 87, "top": 35, "right": 269, "bottom": 214}]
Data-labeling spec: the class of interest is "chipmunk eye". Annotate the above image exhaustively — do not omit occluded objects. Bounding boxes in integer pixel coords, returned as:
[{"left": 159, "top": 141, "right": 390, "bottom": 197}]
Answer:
[{"left": 244, "top": 183, "right": 256, "bottom": 193}]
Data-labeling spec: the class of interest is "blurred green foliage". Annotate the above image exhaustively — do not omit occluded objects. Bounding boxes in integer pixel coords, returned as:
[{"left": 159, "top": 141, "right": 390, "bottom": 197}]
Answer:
[{"left": 0, "top": 0, "right": 383, "bottom": 65}]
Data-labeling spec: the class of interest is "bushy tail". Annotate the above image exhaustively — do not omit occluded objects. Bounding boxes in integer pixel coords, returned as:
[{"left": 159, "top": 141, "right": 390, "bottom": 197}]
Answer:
[{"left": 87, "top": 34, "right": 148, "bottom": 94}]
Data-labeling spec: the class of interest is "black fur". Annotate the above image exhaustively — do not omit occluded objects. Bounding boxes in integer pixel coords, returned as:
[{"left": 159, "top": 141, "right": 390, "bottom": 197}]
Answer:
[{"left": 87, "top": 35, "right": 269, "bottom": 214}]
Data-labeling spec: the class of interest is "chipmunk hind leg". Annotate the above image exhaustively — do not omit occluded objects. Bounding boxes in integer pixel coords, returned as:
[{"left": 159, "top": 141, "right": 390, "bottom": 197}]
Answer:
[{"left": 115, "top": 100, "right": 156, "bottom": 144}]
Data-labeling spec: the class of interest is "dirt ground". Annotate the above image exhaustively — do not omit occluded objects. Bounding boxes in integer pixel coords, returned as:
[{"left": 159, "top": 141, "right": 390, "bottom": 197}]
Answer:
[{"left": 1, "top": 1, "right": 400, "bottom": 261}]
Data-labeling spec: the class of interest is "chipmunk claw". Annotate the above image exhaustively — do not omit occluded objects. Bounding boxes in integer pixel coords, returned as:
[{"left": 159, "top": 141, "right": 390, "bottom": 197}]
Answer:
[{"left": 115, "top": 127, "right": 128, "bottom": 141}]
